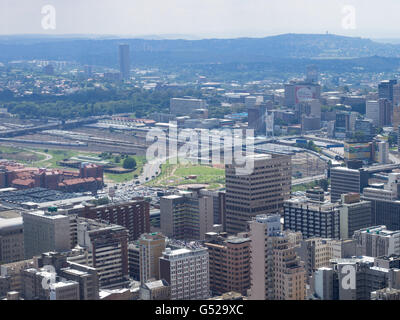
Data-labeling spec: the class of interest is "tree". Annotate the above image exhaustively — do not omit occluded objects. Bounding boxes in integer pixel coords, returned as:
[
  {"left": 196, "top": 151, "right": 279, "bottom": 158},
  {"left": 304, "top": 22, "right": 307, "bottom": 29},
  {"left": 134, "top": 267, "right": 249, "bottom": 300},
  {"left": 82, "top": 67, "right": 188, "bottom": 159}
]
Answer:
[
  {"left": 318, "top": 179, "right": 329, "bottom": 192},
  {"left": 123, "top": 157, "right": 136, "bottom": 169},
  {"left": 388, "top": 135, "right": 397, "bottom": 147}
]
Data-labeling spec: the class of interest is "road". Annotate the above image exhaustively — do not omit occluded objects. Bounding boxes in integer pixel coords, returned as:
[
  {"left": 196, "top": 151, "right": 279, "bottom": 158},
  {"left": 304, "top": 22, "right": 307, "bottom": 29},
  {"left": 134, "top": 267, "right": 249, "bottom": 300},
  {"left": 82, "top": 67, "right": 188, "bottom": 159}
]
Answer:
[{"left": 292, "top": 174, "right": 326, "bottom": 186}]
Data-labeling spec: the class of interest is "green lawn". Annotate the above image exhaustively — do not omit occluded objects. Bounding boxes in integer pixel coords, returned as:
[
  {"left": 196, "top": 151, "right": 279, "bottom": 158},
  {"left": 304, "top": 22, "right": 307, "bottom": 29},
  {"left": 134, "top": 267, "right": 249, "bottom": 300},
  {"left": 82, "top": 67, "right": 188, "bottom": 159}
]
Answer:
[
  {"left": 0, "top": 145, "right": 46, "bottom": 164},
  {"left": 146, "top": 162, "right": 225, "bottom": 189}
]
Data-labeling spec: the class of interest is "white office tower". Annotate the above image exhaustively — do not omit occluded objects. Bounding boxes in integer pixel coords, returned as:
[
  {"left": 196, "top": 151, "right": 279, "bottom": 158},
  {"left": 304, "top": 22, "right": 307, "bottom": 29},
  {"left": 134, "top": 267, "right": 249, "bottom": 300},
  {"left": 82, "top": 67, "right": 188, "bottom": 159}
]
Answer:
[
  {"left": 375, "top": 141, "right": 389, "bottom": 164},
  {"left": 159, "top": 242, "right": 210, "bottom": 300},
  {"left": 308, "top": 99, "right": 322, "bottom": 118},
  {"left": 366, "top": 100, "right": 380, "bottom": 126}
]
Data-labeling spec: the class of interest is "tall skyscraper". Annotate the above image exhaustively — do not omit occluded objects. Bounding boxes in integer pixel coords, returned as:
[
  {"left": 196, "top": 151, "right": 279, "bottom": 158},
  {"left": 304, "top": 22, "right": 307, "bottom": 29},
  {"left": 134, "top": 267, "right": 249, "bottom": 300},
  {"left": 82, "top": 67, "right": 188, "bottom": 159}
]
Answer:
[
  {"left": 248, "top": 214, "right": 306, "bottom": 300},
  {"left": 139, "top": 232, "right": 166, "bottom": 284},
  {"left": 225, "top": 154, "right": 291, "bottom": 234},
  {"left": 247, "top": 104, "right": 267, "bottom": 135},
  {"left": 119, "top": 44, "right": 130, "bottom": 80},
  {"left": 378, "top": 79, "right": 397, "bottom": 102},
  {"left": 378, "top": 98, "right": 393, "bottom": 127}
]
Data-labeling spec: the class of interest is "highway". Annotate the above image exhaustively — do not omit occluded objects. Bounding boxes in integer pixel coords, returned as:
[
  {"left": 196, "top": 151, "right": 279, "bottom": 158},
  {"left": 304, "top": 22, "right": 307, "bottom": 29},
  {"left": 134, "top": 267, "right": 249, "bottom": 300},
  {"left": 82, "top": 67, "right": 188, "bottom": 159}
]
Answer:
[{"left": 292, "top": 174, "right": 326, "bottom": 186}]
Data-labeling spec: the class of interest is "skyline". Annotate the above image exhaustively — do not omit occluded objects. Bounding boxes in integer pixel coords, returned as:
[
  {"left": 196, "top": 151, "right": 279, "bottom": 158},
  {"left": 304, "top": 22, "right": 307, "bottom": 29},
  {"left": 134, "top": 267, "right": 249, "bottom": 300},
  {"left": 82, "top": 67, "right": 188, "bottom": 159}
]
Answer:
[{"left": 1, "top": 0, "right": 400, "bottom": 39}]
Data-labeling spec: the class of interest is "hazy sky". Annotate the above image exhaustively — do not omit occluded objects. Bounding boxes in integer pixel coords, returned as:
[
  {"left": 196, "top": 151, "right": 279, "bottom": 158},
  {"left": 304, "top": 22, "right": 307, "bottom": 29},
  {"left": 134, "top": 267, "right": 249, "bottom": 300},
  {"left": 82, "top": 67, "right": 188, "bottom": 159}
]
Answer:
[{"left": 1, "top": 0, "right": 400, "bottom": 39}]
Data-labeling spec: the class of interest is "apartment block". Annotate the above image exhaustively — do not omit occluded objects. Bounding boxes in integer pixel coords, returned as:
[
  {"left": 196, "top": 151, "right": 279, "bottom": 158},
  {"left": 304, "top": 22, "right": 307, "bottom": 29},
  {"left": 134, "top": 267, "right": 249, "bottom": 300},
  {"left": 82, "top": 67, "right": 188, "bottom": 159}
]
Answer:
[
  {"left": 204, "top": 232, "right": 251, "bottom": 296},
  {"left": 160, "top": 188, "right": 213, "bottom": 241},
  {"left": 77, "top": 218, "right": 129, "bottom": 288},
  {"left": 139, "top": 232, "right": 166, "bottom": 284},
  {"left": 159, "top": 242, "right": 210, "bottom": 300},
  {"left": 79, "top": 199, "right": 150, "bottom": 241},
  {"left": 248, "top": 214, "right": 306, "bottom": 300}
]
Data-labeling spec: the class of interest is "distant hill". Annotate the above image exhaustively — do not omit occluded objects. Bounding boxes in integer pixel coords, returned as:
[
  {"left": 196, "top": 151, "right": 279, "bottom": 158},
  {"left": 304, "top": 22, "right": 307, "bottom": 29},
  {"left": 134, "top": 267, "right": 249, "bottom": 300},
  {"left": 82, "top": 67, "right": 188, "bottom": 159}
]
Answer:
[{"left": 2, "top": 33, "right": 400, "bottom": 68}]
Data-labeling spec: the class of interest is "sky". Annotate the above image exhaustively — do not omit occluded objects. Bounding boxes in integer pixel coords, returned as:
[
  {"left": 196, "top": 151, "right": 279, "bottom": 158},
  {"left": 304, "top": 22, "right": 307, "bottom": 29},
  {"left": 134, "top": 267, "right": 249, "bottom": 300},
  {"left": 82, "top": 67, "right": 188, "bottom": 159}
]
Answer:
[{"left": 1, "top": 0, "right": 400, "bottom": 39}]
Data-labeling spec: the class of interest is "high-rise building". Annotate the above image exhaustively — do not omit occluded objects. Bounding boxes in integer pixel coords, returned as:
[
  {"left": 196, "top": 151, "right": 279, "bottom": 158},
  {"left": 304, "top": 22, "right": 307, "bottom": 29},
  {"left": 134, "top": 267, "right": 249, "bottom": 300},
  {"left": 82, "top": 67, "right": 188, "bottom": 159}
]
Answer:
[
  {"left": 364, "top": 197, "right": 400, "bottom": 231},
  {"left": 79, "top": 199, "right": 150, "bottom": 241},
  {"left": 295, "top": 238, "right": 333, "bottom": 284},
  {"left": 353, "top": 226, "right": 400, "bottom": 257},
  {"left": 118, "top": 44, "right": 130, "bottom": 80},
  {"left": 22, "top": 210, "right": 70, "bottom": 259},
  {"left": 199, "top": 189, "right": 226, "bottom": 227},
  {"left": 283, "top": 197, "right": 340, "bottom": 239},
  {"left": 0, "top": 217, "right": 24, "bottom": 264},
  {"left": 378, "top": 98, "right": 393, "bottom": 126},
  {"left": 128, "top": 242, "right": 140, "bottom": 281},
  {"left": 139, "top": 232, "right": 166, "bottom": 284},
  {"left": 59, "top": 261, "right": 99, "bottom": 300},
  {"left": 247, "top": 104, "right": 267, "bottom": 135},
  {"left": 339, "top": 193, "right": 372, "bottom": 239},
  {"left": 159, "top": 242, "right": 210, "bottom": 300},
  {"left": 204, "top": 232, "right": 251, "bottom": 296},
  {"left": 378, "top": 79, "right": 397, "bottom": 102},
  {"left": 330, "top": 167, "right": 369, "bottom": 203},
  {"left": 393, "top": 83, "right": 400, "bottom": 106},
  {"left": 374, "top": 141, "right": 389, "bottom": 164},
  {"left": 160, "top": 188, "right": 214, "bottom": 241},
  {"left": 248, "top": 214, "right": 306, "bottom": 300},
  {"left": 77, "top": 218, "right": 129, "bottom": 288},
  {"left": 225, "top": 154, "right": 291, "bottom": 234},
  {"left": 366, "top": 100, "right": 380, "bottom": 126}
]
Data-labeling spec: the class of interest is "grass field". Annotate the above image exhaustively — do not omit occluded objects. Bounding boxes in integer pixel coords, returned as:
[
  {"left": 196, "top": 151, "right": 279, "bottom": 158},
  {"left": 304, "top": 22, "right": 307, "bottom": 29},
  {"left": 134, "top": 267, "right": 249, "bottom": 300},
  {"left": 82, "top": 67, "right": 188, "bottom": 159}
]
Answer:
[
  {"left": 0, "top": 146, "right": 46, "bottom": 164},
  {"left": 146, "top": 162, "right": 225, "bottom": 189}
]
